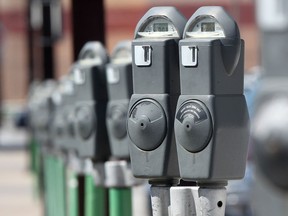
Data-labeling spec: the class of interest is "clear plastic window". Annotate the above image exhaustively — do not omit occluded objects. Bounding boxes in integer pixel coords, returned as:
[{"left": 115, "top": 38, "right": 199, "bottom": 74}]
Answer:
[
  {"left": 138, "top": 16, "right": 179, "bottom": 38},
  {"left": 185, "top": 16, "right": 225, "bottom": 38}
]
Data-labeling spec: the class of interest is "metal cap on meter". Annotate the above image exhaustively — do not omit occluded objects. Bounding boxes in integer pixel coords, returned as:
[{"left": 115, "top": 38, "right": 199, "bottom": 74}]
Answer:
[
  {"left": 106, "top": 40, "right": 133, "bottom": 159},
  {"left": 182, "top": 6, "right": 241, "bottom": 76},
  {"left": 133, "top": 7, "right": 186, "bottom": 67},
  {"left": 134, "top": 7, "right": 186, "bottom": 39}
]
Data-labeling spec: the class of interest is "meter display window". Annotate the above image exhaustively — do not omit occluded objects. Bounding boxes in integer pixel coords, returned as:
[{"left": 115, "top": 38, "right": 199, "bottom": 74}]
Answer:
[
  {"left": 153, "top": 23, "right": 168, "bottom": 32},
  {"left": 185, "top": 16, "right": 225, "bottom": 38},
  {"left": 201, "top": 22, "right": 215, "bottom": 32},
  {"left": 138, "top": 17, "right": 179, "bottom": 37}
]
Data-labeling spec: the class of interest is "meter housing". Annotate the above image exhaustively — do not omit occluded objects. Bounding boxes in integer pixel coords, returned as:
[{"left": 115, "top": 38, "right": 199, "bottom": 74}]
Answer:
[
  {"left": 33, "top": 80, "right": 57, "bottom": 147},
  {"left": 72, "top": 42, "right": 110, "bottom": 160},
  {"left": 52, "top": 76, "right": 78, "bottom": 152},
  {"left": 106, "top": 41, "right": 133, "bottom": 159},
  {"left": 175, "top": 6, "right": 249, "bottom": 182},
  {"left": 127, "top": 7, "right": 187, "bottom": 180}
]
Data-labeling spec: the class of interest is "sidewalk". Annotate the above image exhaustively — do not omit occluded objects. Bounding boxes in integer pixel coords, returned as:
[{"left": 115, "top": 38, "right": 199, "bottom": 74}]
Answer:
[{"left": 0, "top": 150, "right": 42, "bottom": 216}]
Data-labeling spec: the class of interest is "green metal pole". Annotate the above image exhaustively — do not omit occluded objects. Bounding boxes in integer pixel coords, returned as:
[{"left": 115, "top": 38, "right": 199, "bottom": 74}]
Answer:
[
  {"left": 29, "top": 137, "right": 41, "bottom": 197},
  {"left": 67, "top": 168, "right": 79, "bottom": 216},
  {"left": 43, "top": 154, "right": 49, "bottom": 216},
  {"left": 109, "top": 188, "right": 132, "bottom": 216},
  {"left": 55, "top": 156, "right": 66, "bottom": 216},
  {"left": 50, "top": 155, "right": 57, "bottom": 216},
  {"left": 85, "top": 174, "right": 107, "bottom": 216},
  {"left": 43, "top": 154, "right": 54, "bottom": 216}
]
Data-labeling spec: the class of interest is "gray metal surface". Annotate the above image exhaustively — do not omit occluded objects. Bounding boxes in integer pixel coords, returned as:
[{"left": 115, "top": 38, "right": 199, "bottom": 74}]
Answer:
[
  {"left": 72, "top": 41, "right": 110, "bottom": 160},
  {"left": 128, "top": 6, "right": 187, "bottom": 180},
  {"left": 175, "top": 6, "right": 249, "bottom": 182},
  {"left": 106, "top": 41, "right": 133, "bottom": 159}
]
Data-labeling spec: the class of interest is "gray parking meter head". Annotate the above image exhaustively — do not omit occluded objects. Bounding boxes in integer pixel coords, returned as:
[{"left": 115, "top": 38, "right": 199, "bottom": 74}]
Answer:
[
  {"left": 128, "top": 7, "right": 187, "bottom": 181},
  {"left": 50, "top": 82, "right": 64, "bottom": 149},
  {"left": 106, "top": 40, "right": 133, "bottom": 159},
  {"left": 27, "top": 81, "right": 42, "bottom": 132},
  {"left": 72, "top": 41, "right": 110, "bottom": 161},
  {"left": 51, "top": 75, "right": 77, "bottom": 152},
  {"left": 175, "top": 6, "right": 249, "bottom": 183},
  {"left": 33, "top": 80, "right": 57, "bottom": 147}
]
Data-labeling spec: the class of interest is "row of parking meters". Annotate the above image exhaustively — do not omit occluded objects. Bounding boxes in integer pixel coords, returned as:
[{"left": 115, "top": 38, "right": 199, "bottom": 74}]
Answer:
[
  {"left": 29, "top": 40, "right": 133, "bottom": 162},
  {"left": 129, "top": 6, "right": 249, "bottom": 185},
  {"left": 29, "top": 6, "right": 249, "bottom": 190}
]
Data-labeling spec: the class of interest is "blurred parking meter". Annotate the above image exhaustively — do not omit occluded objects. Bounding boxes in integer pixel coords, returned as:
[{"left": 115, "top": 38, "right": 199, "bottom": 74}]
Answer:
[
  {"left": 72, "top": 41, "right": 110, "bottom": 216},
  {"left": 106, "top": 41, "right": 133, "bottom": 160},
  {"left": 27, "top": 80, "right": 67, "bottom": 216},
  {"left": 51, "top": 75, "right": 79, "bottom": 216},
  {"left": 105, "top": 41, "right": 134, "bottom": 216},
  {"left": 252, "top": 0, "right": 288, "bottom": 215}
]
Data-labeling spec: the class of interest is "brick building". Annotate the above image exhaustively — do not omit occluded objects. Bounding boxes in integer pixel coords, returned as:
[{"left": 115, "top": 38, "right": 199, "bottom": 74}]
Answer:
[{"left": 0, "top": 0, "right": 258, "bottom": 103}]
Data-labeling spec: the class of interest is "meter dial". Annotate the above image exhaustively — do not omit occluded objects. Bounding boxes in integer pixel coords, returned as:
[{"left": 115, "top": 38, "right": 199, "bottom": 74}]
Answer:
[
  {"left": 128, "top": 99, "right": 167, "bottom": 151},
  {"left": 175, "top": 100, "right": 213, "bottom": 153},
  {"left": 107, "top": 105, "right": 127, "bottom": 139},
  {"left": 76, "top": 106, "right": 95, "bottom": 140},
  {"left": 138, "top": 16, "right": 179, "bottom": 38},
  {"left": 185, "top": 16, "right": 225, "bottom": 38}
]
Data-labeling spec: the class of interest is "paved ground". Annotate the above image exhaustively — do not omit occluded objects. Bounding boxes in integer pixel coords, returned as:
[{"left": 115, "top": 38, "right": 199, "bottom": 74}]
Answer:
[{"left": 0, "top": 150, "right": 43, "bottom": 216}]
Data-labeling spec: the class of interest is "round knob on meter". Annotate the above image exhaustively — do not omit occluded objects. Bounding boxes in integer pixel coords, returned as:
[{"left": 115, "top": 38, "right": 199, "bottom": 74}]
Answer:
[
  {"left": 108, "top": 105, "right": 127, "bottom": 139},
  {"left": 175, "top": 100, "right": 212, "bottom": 152},
  {"left": 128, "top": 99, "right": 167, "bottom": 151},
  {"left": 76, "top": 106, "right": 95, "bottom": 140}
]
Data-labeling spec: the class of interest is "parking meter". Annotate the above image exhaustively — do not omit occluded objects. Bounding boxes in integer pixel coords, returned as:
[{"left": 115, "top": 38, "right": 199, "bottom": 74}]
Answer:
[
  {"left": 174, "top": 6, "right": 249, "bottom": 182},
  {"left": 106, "top": 41, "right": 133, "bottom": 159},
  {"left": 51, "top": 75, "right": 77, "bottom": 152},
  {"left": 127, "top": 7, "right": 187, "bottom": 181},
  {"left": 252, "top": 0, "right": 288, "bottom": 192},
  {"left": 72, "top": 41, "right": 110, "bottom": 160},
  {"left": 33, "top": 80, "right": 57, "bottom": 147}
]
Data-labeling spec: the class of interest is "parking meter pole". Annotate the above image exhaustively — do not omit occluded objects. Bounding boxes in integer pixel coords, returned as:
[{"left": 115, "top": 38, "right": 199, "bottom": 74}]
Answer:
[
  {"left": 43, "top": 152, "right": 66, "bottom": 216},
  {"left": 83, "top": 160, "right": 107, "bottom": 216},
  {"left": 43, "top": 154, "right": 49, "bottom": 216},
  {"left": 43, "top": 154, "right": 55, "bottom": 216},
  {"left": 84, "top": 174, "right": 107, "bottom": 216},
  {"left": 170, "top": 186, "right": 227, "bottom": 216},
  {"left": 109, "top": 187, "right": 132, "bottom": 216},
  {"left": 55, "top": 155, "right": 66, "bottom": 216},
  {"left": 66, "top": 152, "right": 82, "bottom": 216},
  {"left": 67, "top": 169, "right": 79, "bottom": 216},
  {"left": 105, "top": 160, "right": 136, "bottom": 216},
  {"left": 29, "top": 137, "right": 41, "bottom": 197},
  {"left": 150, "top": 186, "right": 171, "bottom": 216}
]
